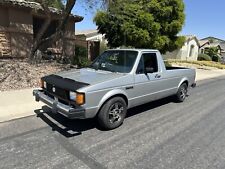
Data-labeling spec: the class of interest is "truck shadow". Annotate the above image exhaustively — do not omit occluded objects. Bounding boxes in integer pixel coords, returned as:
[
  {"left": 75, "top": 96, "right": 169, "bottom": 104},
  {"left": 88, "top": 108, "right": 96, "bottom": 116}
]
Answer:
[
  {"left": 34, "top": 96, "right": 174, "bottom": 138},
  {"left": 126, "top": 96, "right": 176, "bottom": 118},
  {"left": 34, "top": 107, "right": 96, "bottom": 137}
]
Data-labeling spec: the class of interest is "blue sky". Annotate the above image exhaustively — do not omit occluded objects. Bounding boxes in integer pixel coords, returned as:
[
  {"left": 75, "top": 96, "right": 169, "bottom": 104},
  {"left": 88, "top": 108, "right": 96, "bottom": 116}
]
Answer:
[{"left": 73, "top": 0, "right": 225, "bottom": 40}]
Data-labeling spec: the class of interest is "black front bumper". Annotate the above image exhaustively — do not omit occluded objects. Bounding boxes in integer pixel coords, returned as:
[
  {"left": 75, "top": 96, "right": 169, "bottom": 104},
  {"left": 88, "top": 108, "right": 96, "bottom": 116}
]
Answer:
[{"left": 33, "top": 90, "right": 86, "bottom": 119}]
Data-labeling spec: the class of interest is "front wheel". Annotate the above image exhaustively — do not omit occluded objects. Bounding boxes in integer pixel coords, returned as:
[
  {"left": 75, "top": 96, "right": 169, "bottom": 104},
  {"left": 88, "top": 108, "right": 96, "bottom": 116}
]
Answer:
[
  {"left": 175, "top": 83, "right": 188, "bottom": 102},
  {"left": 97, "top": 97, "right": 127, "bottom": 130}
]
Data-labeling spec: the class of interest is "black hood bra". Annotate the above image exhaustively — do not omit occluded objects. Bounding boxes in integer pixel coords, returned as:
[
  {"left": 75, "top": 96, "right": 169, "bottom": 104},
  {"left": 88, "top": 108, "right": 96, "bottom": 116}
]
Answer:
[{"left": 42, "top": 74, "right": 90, "bottom": 91}]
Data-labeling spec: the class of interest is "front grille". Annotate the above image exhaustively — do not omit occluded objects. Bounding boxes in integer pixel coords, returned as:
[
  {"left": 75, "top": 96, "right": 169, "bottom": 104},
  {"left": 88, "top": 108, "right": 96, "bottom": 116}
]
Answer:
[
  {"left": 46, "top": 83, "right": 69, "bottom": 101},
  {"left": 45, "top": 92, "right": 54, "bottom": 99},
  {"left": 59, "top": 98, "right": 69, "bottom": 106}
]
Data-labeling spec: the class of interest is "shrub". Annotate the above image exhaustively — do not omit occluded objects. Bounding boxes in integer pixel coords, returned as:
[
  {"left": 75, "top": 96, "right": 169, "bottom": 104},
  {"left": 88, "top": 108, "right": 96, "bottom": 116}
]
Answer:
[
  {"left": 198, "top": 54, "right": 212, "bottom": 61},
  {"left": 211, "top": 55, "right": 221, "bottom": 62},
  {"left": 72, "top": 45, "right": 91, "bottom": 67},
  {"left": 205, "top": 47, "right": 219, "bottom": 58}
]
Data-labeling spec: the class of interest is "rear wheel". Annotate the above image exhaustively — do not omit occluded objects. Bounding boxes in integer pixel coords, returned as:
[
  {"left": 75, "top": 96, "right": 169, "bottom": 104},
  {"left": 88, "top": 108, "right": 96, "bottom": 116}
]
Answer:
[
  {"left": 97, "top": 97, "right": 127, "bottom": 130},
  {"left": 175, "top": 83, "right": 188, "bottom": 102}
]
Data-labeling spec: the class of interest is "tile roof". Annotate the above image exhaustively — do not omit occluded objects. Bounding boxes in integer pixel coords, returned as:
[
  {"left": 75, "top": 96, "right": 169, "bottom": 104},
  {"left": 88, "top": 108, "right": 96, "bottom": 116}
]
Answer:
[
  {"left": 220, "top": 42, "right": 225, "bottom": 51},
  {"left": 0, "top": 0, "right": 83, "bottom": 22},
  {"left": 200, "top": 36, "right": 225, "bottom": 42},
  {"left": 199, "top": 40, "right": 209, "bottom": 47}
]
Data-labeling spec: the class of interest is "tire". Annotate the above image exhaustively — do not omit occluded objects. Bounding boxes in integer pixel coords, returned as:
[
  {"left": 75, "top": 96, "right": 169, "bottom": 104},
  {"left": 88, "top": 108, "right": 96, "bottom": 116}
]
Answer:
[
  {"left": 175, "top": 83, "right": 188, "bottom": 102},
  {"left": 97, "top": 97, "right": 127, "bottom": 130}
]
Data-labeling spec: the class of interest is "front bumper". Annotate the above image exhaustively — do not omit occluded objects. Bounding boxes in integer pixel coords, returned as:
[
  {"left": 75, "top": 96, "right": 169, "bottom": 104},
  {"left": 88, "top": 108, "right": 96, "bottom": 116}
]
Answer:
[{"left": 33, "top": 90, "right": 86, "bottom": 119}]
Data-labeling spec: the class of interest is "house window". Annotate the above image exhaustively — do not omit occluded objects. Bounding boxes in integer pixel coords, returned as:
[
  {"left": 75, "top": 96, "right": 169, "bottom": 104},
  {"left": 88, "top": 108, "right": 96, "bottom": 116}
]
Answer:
[{"left": 189, "top": 45, "right": 195, "bottom": 57}]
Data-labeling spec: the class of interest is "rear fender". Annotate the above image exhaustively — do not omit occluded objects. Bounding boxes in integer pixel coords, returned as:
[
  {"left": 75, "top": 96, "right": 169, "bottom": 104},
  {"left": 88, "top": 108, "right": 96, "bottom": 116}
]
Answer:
[{"left": 178, "top": 77, "right": 189, "bottom": 89}]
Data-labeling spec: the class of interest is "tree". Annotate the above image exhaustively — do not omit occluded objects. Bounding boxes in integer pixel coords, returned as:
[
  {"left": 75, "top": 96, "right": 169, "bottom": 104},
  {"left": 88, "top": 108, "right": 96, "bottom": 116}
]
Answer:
[
  {"left": 94, "top": 0, "right": 185, "bottom": 53},
  {"left": 29, "top": 0, "right": 77, "bottom": 62},
  {"left": 29, "top": 0, "right": 108, "bottom": 63}
]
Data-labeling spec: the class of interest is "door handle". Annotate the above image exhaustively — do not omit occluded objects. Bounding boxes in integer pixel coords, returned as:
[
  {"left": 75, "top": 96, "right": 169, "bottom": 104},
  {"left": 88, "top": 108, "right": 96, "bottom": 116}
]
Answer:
[
  {"left": 155, "top": 74, "right": 161, "bottom": 78},
  {"left": 125, "top": 86, "right": 134, "bottom": 90}
]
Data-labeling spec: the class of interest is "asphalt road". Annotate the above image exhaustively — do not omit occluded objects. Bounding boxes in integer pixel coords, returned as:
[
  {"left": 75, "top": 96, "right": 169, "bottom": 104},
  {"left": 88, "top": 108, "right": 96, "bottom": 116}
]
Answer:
[{"left": 1, "top": 76, "right": 225, "bottom": 169}]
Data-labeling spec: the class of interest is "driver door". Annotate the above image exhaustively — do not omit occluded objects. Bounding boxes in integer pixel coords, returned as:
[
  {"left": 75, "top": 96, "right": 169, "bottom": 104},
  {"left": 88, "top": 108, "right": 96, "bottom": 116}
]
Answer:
[{"left": 131, "top": 52, "right": 163, "bottom": 107}]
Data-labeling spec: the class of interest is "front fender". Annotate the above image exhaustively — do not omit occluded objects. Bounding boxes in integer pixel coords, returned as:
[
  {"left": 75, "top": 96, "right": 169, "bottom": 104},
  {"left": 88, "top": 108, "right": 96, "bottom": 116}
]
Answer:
[{"left": 97, "top": 89, "right": 128, "bottom": 112}]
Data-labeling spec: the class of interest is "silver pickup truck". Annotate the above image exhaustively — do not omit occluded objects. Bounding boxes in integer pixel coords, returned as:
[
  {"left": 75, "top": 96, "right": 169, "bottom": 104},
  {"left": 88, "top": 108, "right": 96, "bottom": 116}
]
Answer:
[{"left": 33, "top": 49, "right": 196, "bottom": 129}]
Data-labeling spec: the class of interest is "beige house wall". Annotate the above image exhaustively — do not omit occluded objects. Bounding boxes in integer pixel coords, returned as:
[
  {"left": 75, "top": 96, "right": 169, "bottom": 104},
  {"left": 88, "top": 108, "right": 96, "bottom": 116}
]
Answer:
[
  {"left": 10, "top": 32, "right": 33, "bottom": 58},
  {"left": 0, "top": 7, "right": 10, "bottom": 56},
  {"left": 163, "top": 49, "right": 182, "bottom": 60},
  {"left": 181, "top": 39, "right": 199, "bottom": 61},
  {"left": 8, "top": 8, "right": 33, "bottom": 33},
  {"left": 164, "top": 39, "right": 199, "bottom": 61},
  {"left": 8, "top": 8, "right": 33, "bottom": 57},
  {"left": 0, "top": 7, "right": 33, "bottom": 58},
  {"left": 0, "top": 8, "right": 9, "bottom": 27},
  {"left": 0, "top": 6, "right": 77, "bottom": 58}
]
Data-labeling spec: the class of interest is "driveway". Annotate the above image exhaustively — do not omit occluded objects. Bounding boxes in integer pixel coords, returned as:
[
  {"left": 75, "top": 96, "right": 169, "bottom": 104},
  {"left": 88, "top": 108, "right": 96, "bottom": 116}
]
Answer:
[{"left": 0, "top": 76, "right": 225, "bottom": 169}]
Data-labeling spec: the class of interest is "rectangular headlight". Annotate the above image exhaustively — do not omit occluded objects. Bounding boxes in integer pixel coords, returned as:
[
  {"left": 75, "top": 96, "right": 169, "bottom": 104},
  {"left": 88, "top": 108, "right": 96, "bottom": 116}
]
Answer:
[{"left": 69, "top": 91, "right": 76, "bottom": 101}]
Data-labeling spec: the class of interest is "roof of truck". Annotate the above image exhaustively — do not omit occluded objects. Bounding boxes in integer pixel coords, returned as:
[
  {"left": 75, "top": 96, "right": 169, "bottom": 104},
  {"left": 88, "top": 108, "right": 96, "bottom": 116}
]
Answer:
[{"left": 107, "top": 48, "right": 159, "bottom": 52}]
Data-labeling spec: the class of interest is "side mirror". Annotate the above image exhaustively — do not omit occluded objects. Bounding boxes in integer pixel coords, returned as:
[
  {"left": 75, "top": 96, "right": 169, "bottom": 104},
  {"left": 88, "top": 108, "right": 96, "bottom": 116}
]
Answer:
[{"left": 145, "top": 67, "right": 154, "bottom": 74}]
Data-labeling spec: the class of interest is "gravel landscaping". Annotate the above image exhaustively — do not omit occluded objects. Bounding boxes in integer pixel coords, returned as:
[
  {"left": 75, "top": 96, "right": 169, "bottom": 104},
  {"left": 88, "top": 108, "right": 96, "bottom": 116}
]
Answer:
[{"left": 0, "top": 59, "right": 72, "bottom": 92}]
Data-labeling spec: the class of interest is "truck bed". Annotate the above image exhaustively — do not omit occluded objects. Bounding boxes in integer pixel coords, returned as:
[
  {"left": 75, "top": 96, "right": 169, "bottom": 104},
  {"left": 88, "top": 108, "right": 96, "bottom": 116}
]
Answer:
[{"left": 166, "top": 66, "right": 190, "bottom": 70}]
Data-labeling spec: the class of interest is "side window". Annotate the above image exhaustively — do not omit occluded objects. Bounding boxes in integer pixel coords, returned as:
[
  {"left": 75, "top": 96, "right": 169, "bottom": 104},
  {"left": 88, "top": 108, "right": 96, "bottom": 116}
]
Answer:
[
  {"left": 143, "top": 53, "right": 158, "bottom": 72},
  {"left": 136, "top": 53, "right": 158, "bottom": 74}
]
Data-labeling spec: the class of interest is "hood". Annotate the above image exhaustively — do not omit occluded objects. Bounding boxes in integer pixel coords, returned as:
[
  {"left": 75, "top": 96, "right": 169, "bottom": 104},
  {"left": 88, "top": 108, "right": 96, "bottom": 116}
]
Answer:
[{"left": 56, "top": 68, "right": 126, "bottom": 85}]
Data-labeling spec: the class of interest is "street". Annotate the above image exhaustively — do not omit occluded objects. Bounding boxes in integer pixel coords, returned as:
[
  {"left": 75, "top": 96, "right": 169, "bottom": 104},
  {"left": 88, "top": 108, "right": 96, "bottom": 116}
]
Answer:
[{"left": 0, "top": 76, "right": 225, "bottom": 169}]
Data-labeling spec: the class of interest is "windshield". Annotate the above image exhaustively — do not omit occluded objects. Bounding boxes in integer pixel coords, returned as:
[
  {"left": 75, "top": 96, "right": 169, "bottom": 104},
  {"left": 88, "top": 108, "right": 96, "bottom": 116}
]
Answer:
[{"left": 89, "top": 50, "right": 138, "bottom": 73}]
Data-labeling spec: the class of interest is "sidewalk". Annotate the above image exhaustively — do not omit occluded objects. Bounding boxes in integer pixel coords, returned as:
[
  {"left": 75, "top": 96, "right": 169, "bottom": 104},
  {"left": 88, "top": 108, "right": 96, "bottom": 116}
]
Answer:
[
  {"left": 0, "top": 88, "right": 44, "bottom": 122},
  {"left": 0, "top": 69, "right": 225, "bottom": 123},
  {"left": 196, "top": 69, "right": 225, "bottom": 81}
]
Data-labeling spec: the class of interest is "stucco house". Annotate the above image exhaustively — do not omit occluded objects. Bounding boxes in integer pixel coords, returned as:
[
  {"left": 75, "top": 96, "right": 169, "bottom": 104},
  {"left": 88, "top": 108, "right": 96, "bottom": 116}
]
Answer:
[
  {"left": 199, "top": 37, "right": 225, "bottom": 57},
  {"left": 75, "top": 29, "right": 106, "bottom": 61},
  {"left": 164, "top": 35, "right": 200, "bottom": 61},
  {"left": 220, "top": 42, "right": 225, "bottom": 59},
  {"left": 0, "top": 0, "right": 83, "bottom": 58},
  {"left": 75, "top": 29, "right": 106, "bottom": 42}
]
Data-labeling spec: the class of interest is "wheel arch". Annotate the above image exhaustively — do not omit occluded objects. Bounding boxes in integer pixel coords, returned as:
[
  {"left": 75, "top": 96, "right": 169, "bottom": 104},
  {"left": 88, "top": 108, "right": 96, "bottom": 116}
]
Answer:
[
  {"left": 96, "top": 89, "right": 128, "bottom": 114},
  {"left": 178, "top": 78, "right": 189, "bottom": 88}
]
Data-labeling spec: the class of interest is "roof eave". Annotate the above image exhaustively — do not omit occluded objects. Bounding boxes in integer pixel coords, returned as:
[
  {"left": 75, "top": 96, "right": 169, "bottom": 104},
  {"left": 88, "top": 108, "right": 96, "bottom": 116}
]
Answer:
[{"left": 0, "top": 0, "right": 83, "bottom": 22}]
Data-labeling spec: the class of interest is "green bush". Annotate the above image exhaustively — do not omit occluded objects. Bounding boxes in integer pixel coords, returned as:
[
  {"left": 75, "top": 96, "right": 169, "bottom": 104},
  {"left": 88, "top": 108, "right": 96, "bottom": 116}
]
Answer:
[
  {"left": 72, "top": 45, "right": 91, "bottom": 67},
  {"left": 211, "top": 55, "right": 221, "bottom": 62},
  {"left": 198, "top": 54, "right": 212, "bottom": 61}
]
